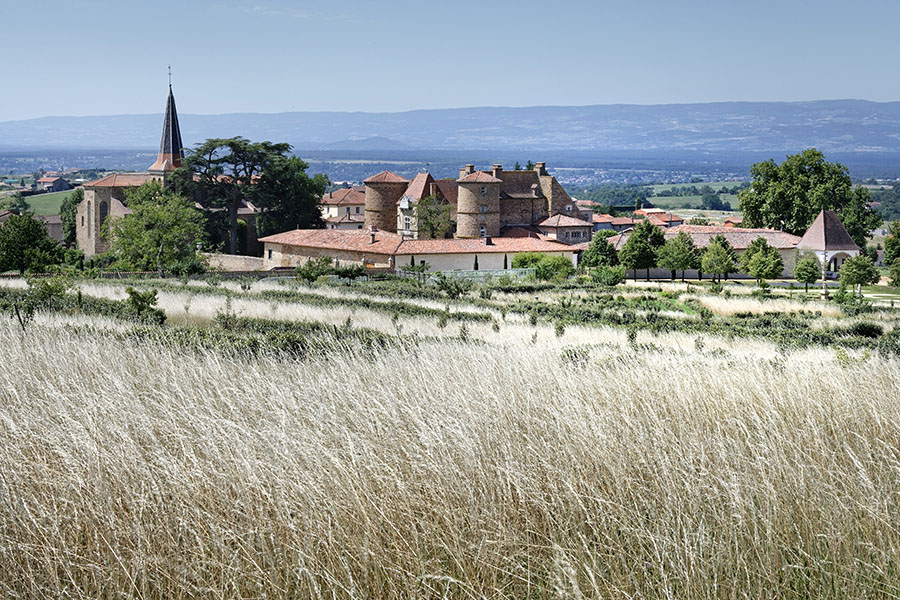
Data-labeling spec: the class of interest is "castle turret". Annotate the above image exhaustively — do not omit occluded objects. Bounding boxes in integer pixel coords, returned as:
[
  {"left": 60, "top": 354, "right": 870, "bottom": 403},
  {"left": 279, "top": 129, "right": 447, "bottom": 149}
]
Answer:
[
  {"left": 148, "top": 83, "right": 184, "bottom": 176},
  {"left": 364, "top": 171, "right": 409, "bottom": 233},
  {"left": 456, "top": 170, "right": 501, "bottom": 238}
]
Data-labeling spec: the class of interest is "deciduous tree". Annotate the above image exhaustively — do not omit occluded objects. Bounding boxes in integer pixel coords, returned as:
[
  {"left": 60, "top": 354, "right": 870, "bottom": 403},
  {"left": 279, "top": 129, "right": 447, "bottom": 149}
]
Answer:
[
  {"left": 109, "top": 182, "right": 206, "bottom": 274},
  {"left": 0, "top": 213, "right": 63, "bottom": 274},
  {"left": 794, "top": 255, "right": 820, "bottom": 292},
  {"left": 619, "top": 219, "right": 664, "bottom": 280},
  {"left": 59, "top": 188, "right": 82, "bottom": 248},
  {"left": 656, "top": 231, "right": 697, "bottom": 281},
  {"left": 701, "top": 240, "right": 735, "bottom": 283},
  {"left": 839, "top": 255, "right": 880, "bottom": 296},
  {"left": 739, "top": 149, "right": 880, "bottom": 247}
]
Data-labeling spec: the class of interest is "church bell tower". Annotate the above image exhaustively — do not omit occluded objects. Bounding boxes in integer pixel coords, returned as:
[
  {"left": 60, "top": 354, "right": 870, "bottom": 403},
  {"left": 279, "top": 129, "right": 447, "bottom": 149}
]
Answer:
[{"left": 148, "top": 69, "right": 184, "bottom": 179}]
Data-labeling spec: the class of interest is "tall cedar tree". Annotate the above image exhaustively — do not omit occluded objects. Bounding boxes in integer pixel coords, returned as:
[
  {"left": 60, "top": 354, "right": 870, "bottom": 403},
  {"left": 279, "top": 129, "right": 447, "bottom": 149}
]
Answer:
[
  {"left": 738, "top": 148, "right": 881, "bottom": 247},
  {"left": 174, "top": 137, "right": 322, "bottom": 254},
  {"left": 251, "top": 156, "right": 327, "bottom": 238}
]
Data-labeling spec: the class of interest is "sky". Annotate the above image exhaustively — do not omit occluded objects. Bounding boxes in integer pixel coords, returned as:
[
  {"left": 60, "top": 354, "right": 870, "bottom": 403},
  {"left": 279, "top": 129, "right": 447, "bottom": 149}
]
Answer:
[{"left": 2, "top": 0, "right": 899, "bottom": 121}]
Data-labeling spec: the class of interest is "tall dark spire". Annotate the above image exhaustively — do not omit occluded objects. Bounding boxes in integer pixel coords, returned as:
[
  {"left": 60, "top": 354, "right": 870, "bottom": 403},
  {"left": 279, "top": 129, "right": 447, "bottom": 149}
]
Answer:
[{"left": 148, "top": 75, "right": 184, "bottom": 173}]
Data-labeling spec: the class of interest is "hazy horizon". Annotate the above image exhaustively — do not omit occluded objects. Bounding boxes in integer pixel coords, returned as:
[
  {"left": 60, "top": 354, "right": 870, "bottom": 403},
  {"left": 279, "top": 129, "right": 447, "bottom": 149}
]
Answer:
[{"left": 2, "top": 0, "right": 899, "bottom": 121}]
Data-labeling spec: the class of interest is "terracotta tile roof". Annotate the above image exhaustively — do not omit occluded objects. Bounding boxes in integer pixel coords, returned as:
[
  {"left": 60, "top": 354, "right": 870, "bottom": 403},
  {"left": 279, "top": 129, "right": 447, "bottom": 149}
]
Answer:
[
  {"left": 85, "top": 173, "right": 160, "bottom": 188},
  {"left": 37, "top": 176, "right": 62, "bottom": 183},
  {"left": 608, "top": 224, "right": 801, "bottom": 252},
  {"left": 499, "top": 225, "right": 553, "bottom": 241},
  {"left": 611, "top": 217, "right": 637, "bottom": 226},
  {"left": 321, "top": 187, "right": 365, "bottom": 206},
  {"left": 402, "top": 172, "right": 436, "bottom": 200},
  {"left": 536, "top": 214, "right": 592, "bottom": 228},
  {"left": 797, "top": 210, "right": 861, "bottom": 252},
  {"left": 363, "top": 171, "right": 408, "bottom": 184},
  {"left": 647, "top": 213, "right": 684, "bottom": 227},
  {"left": 592, "top": 213, "right": 615, "bottom": 223},
  {"left": 458, "top": 171, "right": 501, "bottom": 184},
  {"left": 724, "top": 217, "right": 743, "bottom": 224},
  {"left": 434, "top": 180, "right": 459, "bottom": 203},
  {"left": 260, "top": 228, "right": 576, "bottom": 257},
  {"left": 259, "top": 229, "right": 404, "bottom": 256},
  {"left": 396, "top": 236, "right": 575, "bottom": 255},
  {"left": 325, "top": 213, "right": 366, "bottom": 224}
]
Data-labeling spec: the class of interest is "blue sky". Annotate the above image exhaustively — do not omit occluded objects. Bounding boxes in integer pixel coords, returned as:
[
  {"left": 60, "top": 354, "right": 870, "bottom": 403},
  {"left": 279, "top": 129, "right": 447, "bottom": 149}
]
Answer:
[{"left": 2, "top": 0, "right": 898, "bottom": 121}]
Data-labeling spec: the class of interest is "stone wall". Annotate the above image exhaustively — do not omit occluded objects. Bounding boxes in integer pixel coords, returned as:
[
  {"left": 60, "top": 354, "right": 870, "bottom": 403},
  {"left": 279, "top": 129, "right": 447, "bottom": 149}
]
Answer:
[
  {"left": 456, "top": 182, "right": 500, "bottom": 238},
  {"left": 364, "top": 182, "right": 406, "bottom": 233},
  {"left": 262, "top": 242, "right": 394, "bottom": 270}
]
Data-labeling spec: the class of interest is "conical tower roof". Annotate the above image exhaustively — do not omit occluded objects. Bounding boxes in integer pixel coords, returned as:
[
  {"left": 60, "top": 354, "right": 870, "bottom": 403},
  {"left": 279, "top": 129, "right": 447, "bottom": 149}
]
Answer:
[
  {"left": 797, "top": 210, "right": 860, "bottom": 252},
  {"left": 148, "top": 84, "right": 184, "bottom": 173}
]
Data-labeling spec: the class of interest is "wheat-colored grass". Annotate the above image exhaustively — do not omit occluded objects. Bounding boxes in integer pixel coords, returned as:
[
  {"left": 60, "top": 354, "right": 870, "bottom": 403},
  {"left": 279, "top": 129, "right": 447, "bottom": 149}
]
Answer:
[{"left": 0, "top": 319, "right": 899, "bottom": 598}]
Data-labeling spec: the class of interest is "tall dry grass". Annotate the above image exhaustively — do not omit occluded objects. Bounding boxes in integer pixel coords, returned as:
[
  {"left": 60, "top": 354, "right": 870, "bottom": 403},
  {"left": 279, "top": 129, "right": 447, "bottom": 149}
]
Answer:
[{"left": 1, "top": 321, "right": 899, "bottom": 598}]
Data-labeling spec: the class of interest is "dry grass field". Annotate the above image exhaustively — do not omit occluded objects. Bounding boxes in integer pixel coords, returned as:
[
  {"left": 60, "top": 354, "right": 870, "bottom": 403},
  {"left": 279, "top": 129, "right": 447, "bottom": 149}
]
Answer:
[{"left": 0, "top": 276, "right": 899, "bottom": 598}]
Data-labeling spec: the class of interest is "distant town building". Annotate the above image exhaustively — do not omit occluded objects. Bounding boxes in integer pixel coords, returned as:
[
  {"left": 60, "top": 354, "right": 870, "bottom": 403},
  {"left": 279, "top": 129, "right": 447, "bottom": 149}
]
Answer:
[{"left": 36, "top": 176, "right": 71, "bottom": 192}]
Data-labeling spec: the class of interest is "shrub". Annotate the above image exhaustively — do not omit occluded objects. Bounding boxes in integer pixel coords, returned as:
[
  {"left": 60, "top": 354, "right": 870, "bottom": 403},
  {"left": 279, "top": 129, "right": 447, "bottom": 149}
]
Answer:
[
  {"left": 591, "top": 265, "right": 626, "bottom": 286},
  {"left": 296, "top": 257, "right": 334, "bottom": 283},
  {"left": 846, "top": 321, "right": 883, "bottom": 339}
]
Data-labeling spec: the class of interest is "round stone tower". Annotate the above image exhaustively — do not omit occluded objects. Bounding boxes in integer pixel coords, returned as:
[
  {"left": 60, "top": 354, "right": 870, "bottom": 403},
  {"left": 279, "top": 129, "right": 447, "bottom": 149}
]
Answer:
[
  {"left": 364, "top": 171, "right": 409, "bottom": 233},
  {"left": 456, "top": 166, "right": 501, "bottom": 238}
]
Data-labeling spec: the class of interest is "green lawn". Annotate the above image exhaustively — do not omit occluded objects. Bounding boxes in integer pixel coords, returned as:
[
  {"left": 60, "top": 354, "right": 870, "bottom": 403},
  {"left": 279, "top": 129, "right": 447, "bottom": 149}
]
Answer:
[{"left": 25, "top": 190, "right": 73, "bottom": 216}]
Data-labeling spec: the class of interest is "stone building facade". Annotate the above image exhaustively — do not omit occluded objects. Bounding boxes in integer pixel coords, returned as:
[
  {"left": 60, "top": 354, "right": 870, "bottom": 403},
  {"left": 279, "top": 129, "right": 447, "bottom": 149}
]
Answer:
[{"left": 364, "top": 161, "right": 590, "bottom": 242}]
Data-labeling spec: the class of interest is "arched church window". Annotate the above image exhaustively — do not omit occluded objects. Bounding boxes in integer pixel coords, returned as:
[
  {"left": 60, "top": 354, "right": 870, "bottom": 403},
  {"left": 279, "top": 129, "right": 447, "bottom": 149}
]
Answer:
[{"left": 100, "top": 202, "right": 109, "bottom": 225}]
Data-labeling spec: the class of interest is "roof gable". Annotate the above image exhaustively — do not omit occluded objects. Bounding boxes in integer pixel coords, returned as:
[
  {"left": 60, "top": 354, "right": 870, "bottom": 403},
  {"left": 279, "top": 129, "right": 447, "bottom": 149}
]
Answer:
[{"left": 797, "top": 210, "right": 861, "bottom": 252}]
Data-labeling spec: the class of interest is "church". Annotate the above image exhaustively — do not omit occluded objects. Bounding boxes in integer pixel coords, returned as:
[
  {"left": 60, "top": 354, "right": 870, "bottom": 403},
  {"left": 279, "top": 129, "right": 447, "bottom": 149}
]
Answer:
[
  {"left": 76, "top": 84, "right": 184, "bottom": 256},
  {"left": 75, "top": 84, "right": 263, "bottom": 257}
]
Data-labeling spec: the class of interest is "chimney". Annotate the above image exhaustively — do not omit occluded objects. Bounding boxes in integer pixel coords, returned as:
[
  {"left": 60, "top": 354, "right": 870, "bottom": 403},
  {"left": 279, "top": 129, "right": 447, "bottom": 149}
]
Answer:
[
  {"left": 492, "top": 164, "right": 502, "bottom": 179},
  {"left": 329, "top": 190, "right": 333, "bottom": 198},
  {"left": 465, "top": 164, "right": 475, "bottom": 175},
  {"left": 369, "top": 225, "right": 378, "bottom": 244},
  {"left": 534, "top": 162, "right": 547, "bottom": 176},
  {"left": 484, "top": 236, "right": 493, "bottom": 246}
]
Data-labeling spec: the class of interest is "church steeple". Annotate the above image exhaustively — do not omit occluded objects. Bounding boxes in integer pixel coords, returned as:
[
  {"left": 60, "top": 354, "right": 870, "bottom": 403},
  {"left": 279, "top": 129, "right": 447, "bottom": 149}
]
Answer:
[{"left": 148, "top": 72, "right": 184, "bottom": 174}]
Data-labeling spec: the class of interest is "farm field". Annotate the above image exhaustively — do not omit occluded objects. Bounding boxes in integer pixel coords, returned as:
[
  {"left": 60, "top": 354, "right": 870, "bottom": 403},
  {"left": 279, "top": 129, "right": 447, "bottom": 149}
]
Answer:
[
  {"left": 647, "top": 193, "right": 739, "bottom": 210},
  {"left": 0, "top": 274, "right": 899, "bottom": 598},
  {"left": 22, "top": 189, "right": 72, "bottom": 215}
]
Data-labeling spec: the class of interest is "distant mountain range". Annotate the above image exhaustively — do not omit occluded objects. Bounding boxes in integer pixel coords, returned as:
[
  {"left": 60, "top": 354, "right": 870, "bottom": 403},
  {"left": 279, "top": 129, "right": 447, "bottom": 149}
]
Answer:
[{"left": 3, "top": 100, "right": 900, "bottom": 154}]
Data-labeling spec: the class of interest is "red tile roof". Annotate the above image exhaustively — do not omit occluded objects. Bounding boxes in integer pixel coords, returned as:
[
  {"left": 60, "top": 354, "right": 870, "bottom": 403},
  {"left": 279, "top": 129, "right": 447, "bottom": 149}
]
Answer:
[
  {"left": 321, "top": 187, "right": 365, "bottom": 206},
  {"left": 325, "top": 213, "right": 366, "bottom": 224},
  {"left": 259, "top": 229, "right": 404, "bottom": 256},
  {"left": 363, "top": 171, "right": 408, "bottom": 184},
  {"left": 608, "top": 224, "right": 801, "bottom": 251},
  {"left": 260, "top": 228, "right": 577, "bottom": 256},
  {"left": 592, "top": 213, "right": 615, "bottom": 223},
  {"left": 797, "top": 210, "right": 861, "bottom": 252},
  {"left": 85, "top": 173, "right": 160, "bottom": 188},
  {"left": 402, "top": 172, "right": 436, "bottom": 200},
  {"left": 396, "top": 236, "right": 575, "bottom": 255},
  {"left": 647, "top": 213, "right": 684, "bottom": 227},
  {"left": 37, "top": 176, "right": 62, "bottom": 183},
  {"left": 536, "top": 214, "right": 592, "bottom": 228},
  {"left": 458, "top": 171, "right": 501, "bottom": 183}
]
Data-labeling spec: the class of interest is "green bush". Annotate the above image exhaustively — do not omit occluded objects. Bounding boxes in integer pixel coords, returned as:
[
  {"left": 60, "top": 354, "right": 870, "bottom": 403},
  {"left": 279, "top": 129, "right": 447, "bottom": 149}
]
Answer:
[
  {"left": 590, "top": 265, "right": 626, "bottom": 286},
  {"left": 296, "top": 257, "right": 334, "bottom": 283}
]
